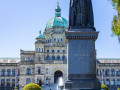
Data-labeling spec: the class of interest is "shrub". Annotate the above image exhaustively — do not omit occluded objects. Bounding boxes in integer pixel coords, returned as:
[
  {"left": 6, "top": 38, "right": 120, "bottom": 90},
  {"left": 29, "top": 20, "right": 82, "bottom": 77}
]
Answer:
[
  {"left": 101, "top": 84, "right": 109, "bottom": 90},
  {"left": 23, "top": 83, "right": 41, "bottom": 90}
]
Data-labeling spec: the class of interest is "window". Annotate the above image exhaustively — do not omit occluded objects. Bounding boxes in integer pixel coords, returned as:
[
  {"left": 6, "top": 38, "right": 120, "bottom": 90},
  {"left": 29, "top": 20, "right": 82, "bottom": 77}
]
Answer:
[
  {"left": 111, "top": 69, "right": 115, "bottom": 76},
  {"left": 12, "top": 69, "right": 16, "bottom": 76},
  {"left": 105, "top": 79, "right": 109, "bottom": 85},
  {"left": 97, "top": 69, "right": 99, "bottom": 76},
  {"left": 38, "top": 57, "right": 41, "bottom": 61},
  {"left": 27, "top": 68, "right": 31, "bottom": 75},
  {"left": 7, "top": 69, "right": 11, "bottom": 76},
  {"left": 38, "top": 67, "right": 41, "bottom": 74},
  {"left": 46, "top": 55, "right": 50, "bottom": 60},
  {"left": 111, "top": 79, "right": 115, "bottom": 85},
  {"left": 7, "top": 79, "right": 10, "bottom": 87},
  {"left": 57, "top": 55, "right": 60, "bottom": 60},
  {"left": 47, "top": 50, "right": 49, "bottom": 53},
  {"left": 24, "top": 56, "right": 28, "bottom": 61},
  {"left": 52, "top": 55, "right": 55, "bottom": 60},
  {"left": 36, "top": 48, "right": 38, "bottom": 53},
  {"left": 39, "top": 48, "right": 40, "bottom": 52},
  {"left": 30, "top": 56, "right": 33, "bottom": 61},
  {"left": 61, "top": 38, "right": 63, "bottom": 42},
  {"left": 63, "top": 50, "right": 65, "bottom": 53},
  {"left": 62, "top": 55, "right": 65, "bottom": 60},
  {"left": 54, "top": 39, "right": 56, "bottom": 42},
  {"left": 116, "top": 69, "right": 120, "bottom": 76},
  {"left": 1, "top": 69, "right": 5, "bottom": 76},
  {"left": 52, "top": 50, "right": 55, "bottom": 53},
  {"left": 117, "top": 79, "right": 120, "bottom": 85},
  {"left": 46, "top": 68, "right": 48, "bottom": 74},
  {"left": 26, "top": 78, "right": 31, "bottom": 84},
  {"left": 12, "top": 79, "right": 15, "bottom": 87},
  {"left": 42, "top": 48, "right": 44, "bottom": 52},
  {"left": 105, "top": 69, "right": 109, "bottom": 76},
  {"left": 1, "top": 79, "right": 5, "bottom": 87},
  {"left": 57, "top": 50, "right": 60, "bottom": 53}
]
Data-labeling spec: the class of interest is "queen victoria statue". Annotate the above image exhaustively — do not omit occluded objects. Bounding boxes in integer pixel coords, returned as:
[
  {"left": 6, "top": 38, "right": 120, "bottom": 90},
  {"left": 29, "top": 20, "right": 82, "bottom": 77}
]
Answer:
[{"left": 69, "top": 0, "right": 95, "bottom": 30}]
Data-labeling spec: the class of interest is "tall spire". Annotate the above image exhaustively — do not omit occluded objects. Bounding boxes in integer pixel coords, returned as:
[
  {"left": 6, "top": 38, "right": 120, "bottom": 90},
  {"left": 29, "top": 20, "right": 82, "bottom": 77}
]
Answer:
[{"left": 55, "top": 1, "right": 61, "bottom": 17}]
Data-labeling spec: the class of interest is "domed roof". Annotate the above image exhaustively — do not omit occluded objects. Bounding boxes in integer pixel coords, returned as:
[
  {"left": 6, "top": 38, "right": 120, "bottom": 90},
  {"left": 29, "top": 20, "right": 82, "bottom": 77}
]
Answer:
[
  {"left": 45, "top": 2, "right": 68, "bottom": 29},
  {"left": 36, "top": 31, "right": 44, "bottom": 39}
]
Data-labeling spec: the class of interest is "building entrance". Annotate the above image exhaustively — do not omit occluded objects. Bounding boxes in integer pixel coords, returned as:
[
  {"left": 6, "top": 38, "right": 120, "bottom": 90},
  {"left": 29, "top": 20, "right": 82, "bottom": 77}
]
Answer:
[{"left": 54, "top": 70, "right": 63, "bottom": 83}]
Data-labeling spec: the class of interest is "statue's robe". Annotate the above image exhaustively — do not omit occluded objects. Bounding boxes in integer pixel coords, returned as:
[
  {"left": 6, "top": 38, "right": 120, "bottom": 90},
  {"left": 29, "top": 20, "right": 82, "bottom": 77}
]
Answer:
[{"left": 69, "top": 0, "right": 94, "bottom": 29}]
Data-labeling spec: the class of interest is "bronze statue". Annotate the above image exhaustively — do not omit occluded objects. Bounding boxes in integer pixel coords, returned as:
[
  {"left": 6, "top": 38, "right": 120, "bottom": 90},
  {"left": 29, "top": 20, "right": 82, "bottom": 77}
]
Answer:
[{"left": 69, "top": 0, "right": 95, "bottom": 30}]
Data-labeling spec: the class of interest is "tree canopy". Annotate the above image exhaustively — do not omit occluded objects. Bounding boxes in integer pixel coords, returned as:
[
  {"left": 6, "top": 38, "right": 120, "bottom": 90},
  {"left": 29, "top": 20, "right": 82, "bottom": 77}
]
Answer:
[{"left": 111, "top": 0, "right": 120, "bottom": 41}]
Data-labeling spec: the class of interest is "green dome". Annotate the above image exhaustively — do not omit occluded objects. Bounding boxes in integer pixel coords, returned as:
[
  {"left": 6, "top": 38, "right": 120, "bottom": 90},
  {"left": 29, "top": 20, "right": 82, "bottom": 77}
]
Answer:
[
  {"left": 36, "top": 31, "right": 44, "bottom": 39},
  {"left": 46, "top": 17, "right": 68, "bottom": 29},
  {"left": 45, "top": 2, "right": 68, "bottom": 29}
]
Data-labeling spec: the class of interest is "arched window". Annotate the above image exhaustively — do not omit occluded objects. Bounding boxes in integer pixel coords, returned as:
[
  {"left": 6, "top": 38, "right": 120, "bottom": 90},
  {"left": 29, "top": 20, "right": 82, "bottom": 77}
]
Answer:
[
  {"left": 52, "top": 55, "right": 55, "bottom": 60},
  {"left": 26, "top": 78, "right": 31, "bottom": 84},
  {"left": 62, "top": 55, "right": 65, "bottom": 60},
  {"left": 116, "top": 69, "right": 120, "bottom": 76},
  {"left": 27, "top": 68, "right": 31, "bottom": 75},
  {"left": 46, "top": 55, "right": 50, "bottom": 60},
  {"left": 30, "top": 56, "right": 33, "bottom": 61},
  {"left": 57, "top": 56, "right": 60, "bottom": 60},
  {"left": 1, "top": 69, "right": 5, "bottom": 76},
  {"left": 24, "top": 56, "right": 28, "bottom": 61},
  {"left": 12, "top": 69, "right": 16, "bottom": 76},
  {"left": 7, "top": 69, "right": 11, "bottom": 76},
  {"left": 111, "top": 69, "right": 115, "bottom": 76},
  {"left": 38, "top": 57, "right": 41, "bottom": 61},
  {"left": 105, "top": 69, "right": 109, "bottom": 76}
]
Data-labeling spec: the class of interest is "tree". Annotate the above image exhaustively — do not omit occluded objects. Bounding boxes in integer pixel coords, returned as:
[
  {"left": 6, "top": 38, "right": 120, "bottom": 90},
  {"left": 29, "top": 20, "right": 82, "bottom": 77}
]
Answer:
[
  {"left": 23, "top": 83, "right": 41, "bottom": 90},
  {"left": 111, "top": 0, "right": 120, "bottom": 41}
]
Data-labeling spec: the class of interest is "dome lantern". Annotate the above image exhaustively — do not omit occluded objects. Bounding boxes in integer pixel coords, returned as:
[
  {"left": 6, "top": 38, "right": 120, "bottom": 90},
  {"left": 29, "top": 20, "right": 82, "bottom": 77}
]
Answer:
[{"left": 55, "top": 1, "right": 61, "bottom": 17}]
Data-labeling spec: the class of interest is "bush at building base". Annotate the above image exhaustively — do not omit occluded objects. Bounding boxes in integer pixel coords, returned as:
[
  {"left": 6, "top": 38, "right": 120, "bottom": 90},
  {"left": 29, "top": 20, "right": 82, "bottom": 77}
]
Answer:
[
  {"left": 101, "top": 84, "right": 109, "bottom": 90},
  {"left": 23, "top": 83, "right": 41, "bottom": 90}
]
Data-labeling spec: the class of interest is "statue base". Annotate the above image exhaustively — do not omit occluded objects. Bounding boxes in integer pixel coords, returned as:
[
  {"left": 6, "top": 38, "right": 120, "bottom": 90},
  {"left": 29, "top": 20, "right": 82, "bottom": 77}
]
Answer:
[
  {"left": 65, "top": 29, "right": 101, "bottom": 90},
  {"left": 65, "top": 79, "right": 101, "bottom": 90}
]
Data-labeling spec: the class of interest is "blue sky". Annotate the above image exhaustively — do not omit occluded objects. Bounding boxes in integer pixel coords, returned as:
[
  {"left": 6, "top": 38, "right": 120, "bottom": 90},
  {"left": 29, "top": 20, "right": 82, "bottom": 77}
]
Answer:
[{"left": 0, "top": 0, "right": 119, "bottom": 58}]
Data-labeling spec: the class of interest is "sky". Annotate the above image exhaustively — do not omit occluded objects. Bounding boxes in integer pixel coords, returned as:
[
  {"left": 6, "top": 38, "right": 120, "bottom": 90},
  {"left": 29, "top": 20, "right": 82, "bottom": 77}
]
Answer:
[{"left": 0, "top": 0, "right": 120, "bottom": 58}]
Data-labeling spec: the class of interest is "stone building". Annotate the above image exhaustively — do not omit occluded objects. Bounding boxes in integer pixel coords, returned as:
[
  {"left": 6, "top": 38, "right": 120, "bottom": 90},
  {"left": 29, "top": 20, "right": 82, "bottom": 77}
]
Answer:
[
  {"left": 19, "top": 3, "right": 68, "bottom": 90},
  {"left": 0, "top": 3, "right": 120, "bottom": 90},
  {"left": 97, "top": 58, "right": 120, "bottom": 90},
  {"left": 0, "top": 58, "right": 20, "bottom": 90}
]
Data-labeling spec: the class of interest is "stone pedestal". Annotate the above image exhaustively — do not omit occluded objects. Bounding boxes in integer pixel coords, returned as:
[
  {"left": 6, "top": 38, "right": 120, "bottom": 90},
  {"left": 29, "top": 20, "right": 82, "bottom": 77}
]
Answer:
[{"left": 65, "top": 29, "right": 101, "bottom": 90}]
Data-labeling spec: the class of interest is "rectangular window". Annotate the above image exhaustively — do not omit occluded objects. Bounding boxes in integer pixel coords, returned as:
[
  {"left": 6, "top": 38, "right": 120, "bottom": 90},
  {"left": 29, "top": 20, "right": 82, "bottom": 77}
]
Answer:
[
  {"left": 12, "top": 79, "right": 15, "bottom": 87},
  {"left": 38, "top": 67, "right": 41, "bottom": 74},
  {"left": 7, "top": 79, "right": 10, "bottom": 87},
  {"left": 1, "top": 79, "right": 5, "bottom": 87}
]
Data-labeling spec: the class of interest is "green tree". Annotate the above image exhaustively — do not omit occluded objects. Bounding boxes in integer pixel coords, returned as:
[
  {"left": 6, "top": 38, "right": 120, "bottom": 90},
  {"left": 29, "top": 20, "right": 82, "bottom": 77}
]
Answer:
[
  {"left": 23, "top": 83, "right": 41, "bottom": 90},
  {"left": 111, "top": 0, "right": 120, "bottom": 41}
]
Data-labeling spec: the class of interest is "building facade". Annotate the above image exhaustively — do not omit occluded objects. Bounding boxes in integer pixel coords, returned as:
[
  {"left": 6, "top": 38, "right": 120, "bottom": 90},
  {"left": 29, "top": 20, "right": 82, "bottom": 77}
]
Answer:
[{"left": 0, "top": 3, "right": 120, "bottom": 90}]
